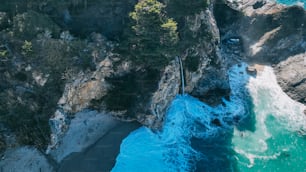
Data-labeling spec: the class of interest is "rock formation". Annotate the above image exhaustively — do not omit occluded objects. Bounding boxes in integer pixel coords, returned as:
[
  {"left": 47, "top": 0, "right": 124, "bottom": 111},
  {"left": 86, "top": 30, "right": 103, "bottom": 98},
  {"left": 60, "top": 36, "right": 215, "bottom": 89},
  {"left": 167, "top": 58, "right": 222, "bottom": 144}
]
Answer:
[
  {"left": 0, "top": 0, "right": 305, "bottom": 169},
  {"left": 214, "top": 0, "right": 306, "bottom": 105},
  {"left": 275, "top": 53, "right": 306, "bottom": 104}
]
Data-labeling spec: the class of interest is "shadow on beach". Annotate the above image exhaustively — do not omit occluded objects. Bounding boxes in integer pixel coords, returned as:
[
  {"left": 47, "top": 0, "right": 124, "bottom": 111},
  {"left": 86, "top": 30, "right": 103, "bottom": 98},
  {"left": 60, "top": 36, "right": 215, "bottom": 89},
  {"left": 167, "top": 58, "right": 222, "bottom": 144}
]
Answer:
[{"left": 58, "top": 121, "right": 140, "bottom": 172}]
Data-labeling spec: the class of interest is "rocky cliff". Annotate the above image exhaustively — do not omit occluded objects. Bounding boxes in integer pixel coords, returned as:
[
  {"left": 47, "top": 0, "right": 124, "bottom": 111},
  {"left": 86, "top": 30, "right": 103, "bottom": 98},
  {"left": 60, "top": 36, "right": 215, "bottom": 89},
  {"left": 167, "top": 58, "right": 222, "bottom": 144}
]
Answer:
[
  {"left": 214, "top": 0, "right": 306, "bottom": 105},
  {"left": 0, "top": 0, "right": 305, "bottom": 169}
]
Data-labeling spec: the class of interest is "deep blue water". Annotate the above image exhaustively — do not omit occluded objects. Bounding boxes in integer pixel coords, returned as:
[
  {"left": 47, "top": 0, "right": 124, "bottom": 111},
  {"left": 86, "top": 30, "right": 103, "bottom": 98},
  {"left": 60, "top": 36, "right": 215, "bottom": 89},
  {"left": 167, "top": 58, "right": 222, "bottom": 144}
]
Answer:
[
  {"left": 112, "top": 64, "right": 306, "bottom": 171},
  {"left": 111, "top": 2, "right": 306, "bottom": 171}
]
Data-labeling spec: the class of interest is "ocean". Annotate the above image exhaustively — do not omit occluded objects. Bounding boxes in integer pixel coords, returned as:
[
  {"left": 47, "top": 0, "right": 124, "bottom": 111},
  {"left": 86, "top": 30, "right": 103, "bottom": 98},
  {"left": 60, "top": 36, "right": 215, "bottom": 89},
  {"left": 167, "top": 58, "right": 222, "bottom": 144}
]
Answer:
[
  {"left": 111, "top": 63, "right": 306, "bottom": 172},
  {"left": 111, "top": 2, "right": 306, "bottom": 170},
  {"left": 277, "top": 0, "right": 306, "bottom": 8}
]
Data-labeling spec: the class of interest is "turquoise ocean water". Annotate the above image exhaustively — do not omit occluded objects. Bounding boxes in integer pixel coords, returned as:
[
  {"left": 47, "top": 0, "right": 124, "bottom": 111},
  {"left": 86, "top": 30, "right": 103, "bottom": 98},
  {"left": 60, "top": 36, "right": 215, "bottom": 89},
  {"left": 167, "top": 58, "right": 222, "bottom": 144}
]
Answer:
[
  {"left": 277, "top": 0, "right": 306, "bottom": 7},
  {"left": 112, "top": 2, "right": 306, "bottom": 171},
  {"left": 112, "top": 63, "right": 306, "bottom": 172}
]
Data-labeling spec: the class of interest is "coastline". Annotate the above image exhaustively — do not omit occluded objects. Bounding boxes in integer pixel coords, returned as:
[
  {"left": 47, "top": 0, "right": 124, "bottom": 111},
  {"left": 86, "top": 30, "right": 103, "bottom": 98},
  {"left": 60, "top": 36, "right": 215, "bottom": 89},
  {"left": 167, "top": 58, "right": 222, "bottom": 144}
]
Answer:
[{"left": 58, "top": 121, "right": 140, "bottom": 172}]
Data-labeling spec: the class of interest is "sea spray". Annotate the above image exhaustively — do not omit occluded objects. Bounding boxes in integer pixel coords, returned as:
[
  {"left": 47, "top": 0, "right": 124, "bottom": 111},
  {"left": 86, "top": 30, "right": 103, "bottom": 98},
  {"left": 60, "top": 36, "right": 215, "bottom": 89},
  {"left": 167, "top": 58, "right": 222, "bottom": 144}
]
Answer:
[
  {"left": 112, "top": 64, "right": 251, "bottom": 172},
  {"left": 233, "top": 65, "right": 306, "bottom": 171},
  {"left": 112, "top": 95, "right": 221, "bottom": 172},
  {"left": 247, "top": 66, "right": 306, "bottom": 132},
  {"left": 112, "top": 63, "right": 306, "bottom": 171}
]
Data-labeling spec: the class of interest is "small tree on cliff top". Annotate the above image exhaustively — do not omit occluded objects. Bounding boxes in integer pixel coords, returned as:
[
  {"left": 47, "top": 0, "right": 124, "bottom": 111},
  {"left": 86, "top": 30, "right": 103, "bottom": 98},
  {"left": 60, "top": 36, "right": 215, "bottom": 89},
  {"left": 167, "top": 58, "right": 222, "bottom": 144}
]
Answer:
[{"left": 129, "top": 0, "right": 178, "bottom": 68}]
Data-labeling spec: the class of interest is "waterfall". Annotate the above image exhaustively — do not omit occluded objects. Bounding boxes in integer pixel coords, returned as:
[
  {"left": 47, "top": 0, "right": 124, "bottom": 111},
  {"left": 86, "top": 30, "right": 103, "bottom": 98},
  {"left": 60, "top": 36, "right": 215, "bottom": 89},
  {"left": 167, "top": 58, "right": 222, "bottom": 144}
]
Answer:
[{"left": 177, "top": 56, "right": 185, "bottom": 95}]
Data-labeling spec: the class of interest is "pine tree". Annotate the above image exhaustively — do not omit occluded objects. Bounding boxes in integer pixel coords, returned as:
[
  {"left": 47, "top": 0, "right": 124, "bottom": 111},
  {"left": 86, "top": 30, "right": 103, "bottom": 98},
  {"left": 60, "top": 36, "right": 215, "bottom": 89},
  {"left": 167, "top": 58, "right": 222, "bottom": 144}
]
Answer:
[{"left": 128, "top": 0, "right": 178, "bottom": 69}]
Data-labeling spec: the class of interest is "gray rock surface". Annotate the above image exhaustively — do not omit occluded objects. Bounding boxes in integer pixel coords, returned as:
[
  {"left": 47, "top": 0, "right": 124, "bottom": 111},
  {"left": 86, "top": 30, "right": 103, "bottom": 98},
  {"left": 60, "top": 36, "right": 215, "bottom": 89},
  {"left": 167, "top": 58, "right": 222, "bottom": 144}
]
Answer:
[
  {"left": 184, "top": 9, "right": 230, "bottom": 106},
  {"left": 274, "top": 53, "right": 306, "bottom": 104},
  {"left": 148, "top": 59, "right": 181, "bottom": 128},
  {"left": 214, "top": 0, "right": 306, "bottom": 104},
  {"left": 57, "top": 57, "right": 125, "bottom": 114}
]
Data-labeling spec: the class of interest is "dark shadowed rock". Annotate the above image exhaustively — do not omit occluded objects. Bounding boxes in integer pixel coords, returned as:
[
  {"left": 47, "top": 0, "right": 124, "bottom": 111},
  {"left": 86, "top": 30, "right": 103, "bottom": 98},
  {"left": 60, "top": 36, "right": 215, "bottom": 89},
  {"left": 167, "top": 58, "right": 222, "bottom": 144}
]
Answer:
[
  {"left": 49, "top": 0, "right": 137, "bottom": 39},
  {"left": 246, "top": 66, "right": 257, "bottom": 76},
  {"left": 0, "top": 12, "right": 9, "bottom": 30}
]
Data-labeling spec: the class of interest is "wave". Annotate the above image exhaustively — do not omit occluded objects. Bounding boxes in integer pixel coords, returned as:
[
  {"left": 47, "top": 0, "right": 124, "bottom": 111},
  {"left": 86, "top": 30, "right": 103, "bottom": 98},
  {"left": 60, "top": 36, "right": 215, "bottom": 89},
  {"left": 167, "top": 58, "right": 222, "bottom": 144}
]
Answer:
[
  {"left": 232, "top": 65, "right": 306, "bottom": 171},
  {"left": 112, "top": 63, "right": 306, "bottom": 171},
  {"left": 112, "top": 63, "right": 252, "bottom": 172}
]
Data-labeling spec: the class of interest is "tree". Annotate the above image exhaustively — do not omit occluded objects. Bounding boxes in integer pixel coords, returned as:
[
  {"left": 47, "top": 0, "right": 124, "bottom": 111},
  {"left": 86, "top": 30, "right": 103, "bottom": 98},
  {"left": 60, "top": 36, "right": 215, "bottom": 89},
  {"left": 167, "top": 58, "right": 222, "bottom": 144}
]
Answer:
[{"left": 128, "top": 0, "right": 178, "bottom": 69}]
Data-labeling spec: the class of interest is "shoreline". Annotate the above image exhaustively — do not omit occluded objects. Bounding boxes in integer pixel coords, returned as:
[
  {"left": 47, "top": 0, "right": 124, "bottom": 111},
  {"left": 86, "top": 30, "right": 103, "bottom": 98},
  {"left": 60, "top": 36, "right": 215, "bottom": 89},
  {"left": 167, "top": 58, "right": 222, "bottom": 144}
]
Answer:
[{"left": 57, "top": 121, "right": 141, "bottom": 172}]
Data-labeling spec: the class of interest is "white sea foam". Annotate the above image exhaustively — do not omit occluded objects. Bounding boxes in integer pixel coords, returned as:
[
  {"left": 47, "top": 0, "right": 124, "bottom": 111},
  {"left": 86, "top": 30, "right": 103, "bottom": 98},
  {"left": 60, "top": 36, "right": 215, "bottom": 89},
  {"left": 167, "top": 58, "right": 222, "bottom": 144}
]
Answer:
[
  {"left": 234, "top": 147, "right": 281, "bottom": 168},
  {"left": 112, "top": 96, "right": 216, "bottom": 172},
  {"left": 112, "top": 63, "right": 254, "bottom": 171},
  {"left": 112, "top": 64, "right": 254, "bottom": 171},
  {"left": 232, "top": 64, "right": 306, "bottom": 168},
  {"left": 247, "top": 66, "right": 306, "bottom": 132},
  {"left": 113, "top": 63, "right": 306, "bottom": 171}
]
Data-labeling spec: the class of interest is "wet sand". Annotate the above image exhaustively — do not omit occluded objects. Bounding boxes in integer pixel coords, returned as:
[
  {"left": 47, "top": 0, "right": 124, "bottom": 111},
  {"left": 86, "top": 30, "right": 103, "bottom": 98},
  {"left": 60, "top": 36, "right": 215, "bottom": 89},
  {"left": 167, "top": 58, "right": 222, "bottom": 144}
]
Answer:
[{"left": 58, "top": 121, "right": 140, "bottom": 172}]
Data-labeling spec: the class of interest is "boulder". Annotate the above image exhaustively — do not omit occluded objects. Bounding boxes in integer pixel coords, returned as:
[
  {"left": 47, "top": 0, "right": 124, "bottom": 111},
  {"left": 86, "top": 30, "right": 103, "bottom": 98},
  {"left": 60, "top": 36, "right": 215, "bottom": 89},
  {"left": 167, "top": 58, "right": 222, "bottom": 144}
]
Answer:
[
  {"left": 274, "top": 53, "right": 306, "bottom": 104},
  {"left": 246, "top": 66, "right": 257, "bottom": 76}
]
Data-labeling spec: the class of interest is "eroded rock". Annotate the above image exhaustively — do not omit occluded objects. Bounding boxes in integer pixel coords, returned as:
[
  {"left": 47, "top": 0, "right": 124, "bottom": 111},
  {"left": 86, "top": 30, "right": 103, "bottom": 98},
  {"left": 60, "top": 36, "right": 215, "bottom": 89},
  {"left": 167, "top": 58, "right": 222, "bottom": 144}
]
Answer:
[
  {"left": 148, "top": 59, "right": 181, "bottom": 128},
  {"left": 214, "top": 0, "right": 306, "bottom": 105},
  {"left": 274, "top": 53, "right": 306, "bottom": 104},
  {"left": 184, "top": 9, "right": 230, "bottom": 106}
]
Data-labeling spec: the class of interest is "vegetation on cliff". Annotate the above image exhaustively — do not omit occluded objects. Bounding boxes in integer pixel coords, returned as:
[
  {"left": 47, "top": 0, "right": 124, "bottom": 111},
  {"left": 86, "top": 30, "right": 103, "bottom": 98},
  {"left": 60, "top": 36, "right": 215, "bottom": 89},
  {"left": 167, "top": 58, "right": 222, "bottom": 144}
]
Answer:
[
  {"left": 118, "top": 0, "right": 178, "bottom": 69},
  {"left": 0, "top": 0, "right": 210, "bottom": 151}
]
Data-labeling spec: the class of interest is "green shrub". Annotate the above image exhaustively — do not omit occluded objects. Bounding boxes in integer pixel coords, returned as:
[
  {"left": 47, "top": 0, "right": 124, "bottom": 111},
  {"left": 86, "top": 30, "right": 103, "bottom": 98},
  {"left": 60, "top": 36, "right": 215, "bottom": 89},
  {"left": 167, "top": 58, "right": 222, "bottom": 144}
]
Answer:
[
  {"left": 21, "top": 40, "right": 32, "bottom": 56},
  {"left": 127, "top": 0, "right": 179, "bottom": 69}
]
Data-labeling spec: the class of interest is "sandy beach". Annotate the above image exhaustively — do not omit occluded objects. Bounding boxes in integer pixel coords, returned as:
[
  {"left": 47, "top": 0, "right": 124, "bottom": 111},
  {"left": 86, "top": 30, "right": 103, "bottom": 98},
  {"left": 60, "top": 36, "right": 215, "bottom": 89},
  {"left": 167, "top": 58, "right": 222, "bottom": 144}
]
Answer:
[{"left": 58, "top": 121, "right": 140, "bottom": 172}]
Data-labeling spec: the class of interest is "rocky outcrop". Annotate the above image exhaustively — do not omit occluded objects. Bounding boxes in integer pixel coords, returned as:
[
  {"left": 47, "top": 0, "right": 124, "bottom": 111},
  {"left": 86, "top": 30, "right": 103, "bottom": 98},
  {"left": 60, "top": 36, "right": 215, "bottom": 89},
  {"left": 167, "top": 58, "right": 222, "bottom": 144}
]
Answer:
[
  {"left": 183, "top": 9, "right": 230, "bottom": 106},
  {"left": 47, "top": 56, "right": 131, "bottom": 149},
  {"left": 2, "top": 0, "right": 305, "bottom": 164},
  {"left": 0, "top": 0, "right": 225, "bottom": 162},
  {"left": 215, "top": 0, "right": 306, "bottom": 64},
  {"left": 148, "top": 59, "right": 181, "bottom": 128},
  {"left": 57, "top": 57, "right": 129, "bottom": 114},
  {"left": 274, "top": 53, "right": 306, "bottom": 104},
  {"left": 214, "top": 0, "right": 306, "bottom": 104}
]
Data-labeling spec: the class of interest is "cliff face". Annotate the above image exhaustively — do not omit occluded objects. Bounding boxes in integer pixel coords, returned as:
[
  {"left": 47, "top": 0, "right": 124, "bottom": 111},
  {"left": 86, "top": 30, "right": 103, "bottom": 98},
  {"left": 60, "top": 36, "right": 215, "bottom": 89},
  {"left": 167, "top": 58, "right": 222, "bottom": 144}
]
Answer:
[
  {"left": 0, "top": 0, "right": 305, "bottom": 165},
  {"left": 47, "top": 1, "right": 227, "bottom": 152},
  {"left": 183, "top": 9, "right": 230, "bottom": 106},
  {"left": 214, "top": 0, "right": 306, "bottom": 105},
  {"left": 274, "top": 53, "right": 306, "bottom": 104}
]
